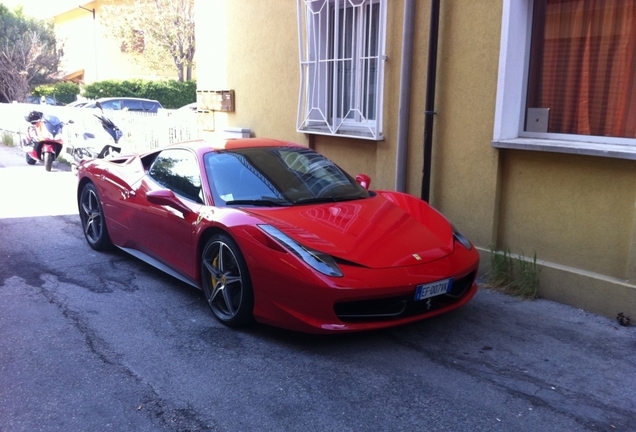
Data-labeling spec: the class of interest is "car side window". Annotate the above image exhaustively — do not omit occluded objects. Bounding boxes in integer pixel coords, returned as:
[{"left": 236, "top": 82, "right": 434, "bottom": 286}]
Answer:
[
  {"left": 148, "top": 149, "right": 204, "bottom": 204},
  {"left": 123, "top": 99, "right": 145, "bottom": 111},
  {"left": 142, "top": 101, "right": 160, "bottom": 112},
  {"left": 100, "top": 100, "right": 121, "bottom": 110}
]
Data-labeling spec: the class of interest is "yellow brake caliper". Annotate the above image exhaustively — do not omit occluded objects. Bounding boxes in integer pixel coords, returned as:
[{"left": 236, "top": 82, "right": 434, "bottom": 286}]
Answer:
[{"left": 211, "top": 254, "right": 219, "bottom": 287}]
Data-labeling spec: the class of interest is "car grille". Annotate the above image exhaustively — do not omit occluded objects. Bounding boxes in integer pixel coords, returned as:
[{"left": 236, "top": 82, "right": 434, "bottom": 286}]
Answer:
[{"left": 334, "top": 271, "right": 476, "bottom": 323}]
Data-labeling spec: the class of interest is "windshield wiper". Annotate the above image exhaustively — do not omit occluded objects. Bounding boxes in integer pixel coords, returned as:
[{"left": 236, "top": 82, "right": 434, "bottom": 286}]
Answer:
[
  {"left": 293, "top": 195, "right": 367, "bottom": 205},
  {"left": 225, "top": 198, "right": 291, "bottom": 207}
]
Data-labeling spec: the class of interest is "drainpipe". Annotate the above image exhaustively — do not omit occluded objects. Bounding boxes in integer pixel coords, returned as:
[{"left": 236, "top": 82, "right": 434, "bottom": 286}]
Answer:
[
  {"left": 395, "top": 0, "right": 416, "bottom": 192},
  {"left": 421, "top": 0, "right": 440, "bottom": 202}
]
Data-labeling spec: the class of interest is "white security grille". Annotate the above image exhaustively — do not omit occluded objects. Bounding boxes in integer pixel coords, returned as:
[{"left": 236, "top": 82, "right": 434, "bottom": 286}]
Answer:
[{"left": 297, "top": 0, "right": 387, "bottom": 140}]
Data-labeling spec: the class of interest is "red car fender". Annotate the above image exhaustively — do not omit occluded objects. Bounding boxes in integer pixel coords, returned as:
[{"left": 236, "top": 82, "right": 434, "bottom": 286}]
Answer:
[{"left": 192, "top": 207, "right": 271, "bottom": 285}]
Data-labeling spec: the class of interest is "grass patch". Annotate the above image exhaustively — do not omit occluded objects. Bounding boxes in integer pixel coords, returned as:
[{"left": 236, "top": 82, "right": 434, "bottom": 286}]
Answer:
[
  {"left": 2, "top": 131, "right": 15, "bottom": 147},
  {"left": 487, "top": 245, "right": 541, "bottom": 299}
]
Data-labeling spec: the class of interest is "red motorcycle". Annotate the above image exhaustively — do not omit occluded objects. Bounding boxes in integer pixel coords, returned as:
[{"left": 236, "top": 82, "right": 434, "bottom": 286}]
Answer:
[{"left": 22, "top": 111, "right": 72, "bottom": 172}]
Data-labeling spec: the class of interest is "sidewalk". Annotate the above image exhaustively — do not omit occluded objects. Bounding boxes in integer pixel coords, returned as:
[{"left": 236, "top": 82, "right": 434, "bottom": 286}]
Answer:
[
  {"left": 0, "top": 144, "right": 77, "bottom": 218},
  {"left": 443, "top": 286, "right": 636, "bottom": 430}
]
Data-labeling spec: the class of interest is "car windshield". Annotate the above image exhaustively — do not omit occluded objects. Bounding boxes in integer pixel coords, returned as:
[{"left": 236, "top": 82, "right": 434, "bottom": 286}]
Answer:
[{"left": 204, "top": 147, "right": 370, "bottom": 206}]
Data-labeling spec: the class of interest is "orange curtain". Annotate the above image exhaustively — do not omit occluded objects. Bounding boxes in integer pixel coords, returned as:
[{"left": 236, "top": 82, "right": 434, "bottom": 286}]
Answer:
[{"left": 528, "top": 0, "right": 636, "bottom": 138}]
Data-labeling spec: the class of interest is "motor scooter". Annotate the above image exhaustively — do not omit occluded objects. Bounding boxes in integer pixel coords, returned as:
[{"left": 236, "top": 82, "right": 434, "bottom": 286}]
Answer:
[
  {"left": 22, "top": 111, "right": 73, "bottom": 172},
  {"left": 69, "top": 104, "right": 124, "bottom": 173}
]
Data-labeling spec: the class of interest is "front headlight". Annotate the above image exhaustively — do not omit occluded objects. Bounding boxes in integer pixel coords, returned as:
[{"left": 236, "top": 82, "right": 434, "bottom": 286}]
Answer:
[
  {"left": 452, "top": 225, "right": 472, "bottom": 250},
  {"left": 258, "top": 225, "right": 343, "bottom": 277}
]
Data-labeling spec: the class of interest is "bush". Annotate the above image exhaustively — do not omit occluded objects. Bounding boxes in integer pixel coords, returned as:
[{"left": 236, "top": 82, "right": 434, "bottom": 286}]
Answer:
[
  {"left": 82, "top": 79, "right": 196, "bottom": 109},
  {"left": 2, "top": 131, "right": 14, "bottom": 147},
  {"left": 32, "top": 82, "right": 80, "bottom": 105}
]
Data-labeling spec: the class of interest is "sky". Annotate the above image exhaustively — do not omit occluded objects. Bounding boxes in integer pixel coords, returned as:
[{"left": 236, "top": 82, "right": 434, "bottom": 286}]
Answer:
[{"left": 2, "top": 0, "right": 85, "bottom": 19}]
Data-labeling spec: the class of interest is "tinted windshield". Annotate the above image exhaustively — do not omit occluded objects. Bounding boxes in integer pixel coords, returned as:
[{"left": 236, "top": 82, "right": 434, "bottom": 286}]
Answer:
[
  {"left": 43, "top": 114, "right": 62, "bottom": 135},
  {"left": 204, "top": 147, "right": 370, "bottom": 206}
]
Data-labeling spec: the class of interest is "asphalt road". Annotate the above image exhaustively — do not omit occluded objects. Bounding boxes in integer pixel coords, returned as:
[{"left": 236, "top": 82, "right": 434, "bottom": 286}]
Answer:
[{"left": 0, "top": 143, "right": 635, "bottom": 432}]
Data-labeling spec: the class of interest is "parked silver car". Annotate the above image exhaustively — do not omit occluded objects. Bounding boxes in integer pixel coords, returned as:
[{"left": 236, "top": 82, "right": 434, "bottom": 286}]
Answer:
[{"left": 83, "top": 97, "right": 163, "bottom": 113}]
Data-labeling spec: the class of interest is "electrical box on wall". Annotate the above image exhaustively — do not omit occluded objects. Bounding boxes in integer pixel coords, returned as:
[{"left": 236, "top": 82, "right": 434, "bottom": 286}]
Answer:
[
  {"left": 196, "top": 109, "right": 214, "bottom": 131},
  {"left": 197, "top": 90, "right": 235, "bottom": 112}
]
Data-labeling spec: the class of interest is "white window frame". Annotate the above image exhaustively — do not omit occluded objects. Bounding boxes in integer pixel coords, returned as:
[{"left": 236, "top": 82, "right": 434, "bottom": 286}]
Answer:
[
  {"left": 297, "top": 0, "right": 387, "bottom": 140},
  {"left": 493, "top": 0, "right": 636, "bottom": 160}
]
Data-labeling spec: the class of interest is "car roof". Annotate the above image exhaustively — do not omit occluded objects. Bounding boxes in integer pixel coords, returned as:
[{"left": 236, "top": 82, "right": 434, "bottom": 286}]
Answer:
[
  {"left": 96, "top": 97, "right": 160, "bottom": 103},
  {"left": 83, "top": 97, "right": 163, "bottom": 112},
  {"left": 165, "top": 138, "right": 306, "bottom": 158},
  {"left": 176, "top": 102, "right": 197, "bottom": 111}
]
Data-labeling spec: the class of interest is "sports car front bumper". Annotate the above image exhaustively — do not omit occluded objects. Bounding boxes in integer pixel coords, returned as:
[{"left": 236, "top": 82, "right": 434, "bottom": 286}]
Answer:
[{"left": 237, "top": 228, "right": 480, "bottom": 334}]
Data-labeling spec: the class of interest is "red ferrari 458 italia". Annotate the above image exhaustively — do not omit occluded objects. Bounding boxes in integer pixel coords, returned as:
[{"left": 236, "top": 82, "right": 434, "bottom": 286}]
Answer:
[{"left": 77, "top": 138, "right": 479, "bottom": 334}]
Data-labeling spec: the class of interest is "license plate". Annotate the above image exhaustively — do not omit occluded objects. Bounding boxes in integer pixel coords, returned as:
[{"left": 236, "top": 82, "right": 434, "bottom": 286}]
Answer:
[{"left": 415, "top": 278, "right": 453, "bottom": 301}]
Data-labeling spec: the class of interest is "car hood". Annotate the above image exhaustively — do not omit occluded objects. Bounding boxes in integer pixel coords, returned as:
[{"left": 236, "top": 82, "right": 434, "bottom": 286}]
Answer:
[{"left": 244, "top": 192, "right": 454, "bottom": 269}]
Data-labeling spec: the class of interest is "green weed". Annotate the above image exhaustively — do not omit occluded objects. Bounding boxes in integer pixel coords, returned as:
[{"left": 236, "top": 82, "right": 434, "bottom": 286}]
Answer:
[
  {"left": 515, "top": 252, "right": 541, "bottom": 299},
  {"left": 489, "top": 246, "right": 514, "bottom": 287},
  {"left": 487, "top": 245, "right": 540, "bottom": 299},
  {"left": 2, "top": 131, "right": 14, "bottom": 147}
]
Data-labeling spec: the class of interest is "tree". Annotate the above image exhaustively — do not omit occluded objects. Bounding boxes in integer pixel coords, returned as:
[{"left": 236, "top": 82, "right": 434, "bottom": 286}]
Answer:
[
  {"left": 101, "top": 0, "right": 195, "bottom": 82},
  {"left": 0, "top": 5, "right": 61, "bottom": 103}
]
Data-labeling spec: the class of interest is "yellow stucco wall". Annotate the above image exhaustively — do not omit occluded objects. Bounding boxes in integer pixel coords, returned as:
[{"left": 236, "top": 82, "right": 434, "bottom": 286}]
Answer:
[
  {"left": 429, "top": 1, "right": 502, "bottom": 247},
  {"left": 194, "top": 0, "right": 503, "bottom": 245},
  {"left": 194, "top": 0, "right": 636, "bottom": 320},
  {"left": 497, "top": 151, "right": 636, "bottom": 280},
  {"left": 53, "top": 2, "right": 100, "bottom": 83},
  {"left": 430, "top": 1, "right": 635, "bottom": 318},
  {"left": 195, "top": 0, "right": 306, "bottom": 145},
  {"left": 222, "top": 1, "right": 302, "bottom": 143},
  {"left": 53, "top": 0, "right": 179, "bottom": 83}
]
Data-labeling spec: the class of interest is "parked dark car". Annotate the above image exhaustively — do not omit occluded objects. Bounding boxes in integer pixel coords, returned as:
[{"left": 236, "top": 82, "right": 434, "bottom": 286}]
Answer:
[
  {"left": 24, "top": 95, "right": 65, "bottom": 106},
  {"left": 67, "top": 100, "right": 88, "bottom": 108},
  {"left": 83, "top": 97, "right": 163, "bottom": 113}
]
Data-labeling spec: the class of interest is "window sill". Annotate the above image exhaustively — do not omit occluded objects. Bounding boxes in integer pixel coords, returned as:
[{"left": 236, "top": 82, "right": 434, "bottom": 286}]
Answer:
[
  {"left": 298, "top": 126, "right": 384, "bottom": 141},
  {"left": 492, "top": 137, "right": 636, "bottom": 161}
]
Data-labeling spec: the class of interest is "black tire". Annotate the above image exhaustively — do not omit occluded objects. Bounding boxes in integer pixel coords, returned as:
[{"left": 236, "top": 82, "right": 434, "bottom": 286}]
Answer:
[
  {"left": 43, "top": 151, "right": 53, "bottom": 171},
  {"left": 201, "top": 234, "right": 254, "bottom": 327},
  {"left": 79, "top": 182, "right": 112, "bottom": 251},
  {"left": 25, "top": 152, "right": 36, "bottom": 165}
]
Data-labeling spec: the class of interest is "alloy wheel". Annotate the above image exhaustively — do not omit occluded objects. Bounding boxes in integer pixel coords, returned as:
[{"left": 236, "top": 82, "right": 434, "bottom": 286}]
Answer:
[
  {"left": 79, "top": 183, "right": 111, "bottom": 250},
  {"left": 202, "top": 235, "right": 253, "bottom": 326}
]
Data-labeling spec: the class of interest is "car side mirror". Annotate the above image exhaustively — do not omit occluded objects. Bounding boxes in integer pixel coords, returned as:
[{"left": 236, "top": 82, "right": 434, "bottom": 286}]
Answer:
[
  {"left": 146, "top": 189, "right": 191, "bottom": 215},
  {"left": 356, "top": 174, "right": 371, "bottom": 190}
]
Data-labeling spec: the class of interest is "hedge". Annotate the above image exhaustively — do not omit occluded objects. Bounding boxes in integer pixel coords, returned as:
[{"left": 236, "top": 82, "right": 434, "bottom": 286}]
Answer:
[
  {"left": 82, "top": 79, "right": 196, "bottom": 109},
  {"left": 32, "top": 82, "right": 81, "bottom": 105}
]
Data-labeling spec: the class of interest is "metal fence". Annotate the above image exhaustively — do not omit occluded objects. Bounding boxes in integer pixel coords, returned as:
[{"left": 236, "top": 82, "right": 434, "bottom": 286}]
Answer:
[{"left": 0, "top": 102, "right": 201, "bottom": 156}]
